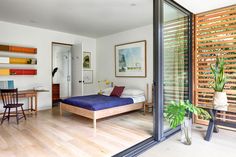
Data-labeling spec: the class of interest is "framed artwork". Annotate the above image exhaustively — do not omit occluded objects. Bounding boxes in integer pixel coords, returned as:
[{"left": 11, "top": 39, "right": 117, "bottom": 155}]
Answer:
[
  {"left": 83, "top": 52, "right": 91, "bottom": 69},
  {"left": 83, "top": 70, "right": 93, "bottom": 84},
  {"left": 115, "top": 40, "right": 146, "bottom": 77}
]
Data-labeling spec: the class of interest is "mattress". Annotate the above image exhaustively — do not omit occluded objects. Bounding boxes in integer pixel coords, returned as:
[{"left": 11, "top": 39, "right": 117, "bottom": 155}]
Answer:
[{"left": 62, "top": 94, "right": 134, "bottom": 111}]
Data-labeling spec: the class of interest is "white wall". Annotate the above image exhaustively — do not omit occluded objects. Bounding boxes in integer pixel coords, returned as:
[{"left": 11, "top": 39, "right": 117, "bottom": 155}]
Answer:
[
  {"left": 0, "top": 21, "right": 96, "bottom": 111},
  {"left": 96, "top": 25, "right": 153, "bottom": 101}
]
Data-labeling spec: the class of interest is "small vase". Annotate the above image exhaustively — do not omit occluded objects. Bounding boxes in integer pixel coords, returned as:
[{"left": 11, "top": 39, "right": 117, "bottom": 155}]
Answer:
[
  {"left": 181, "top": 117, "right": 192, "bottom": 145},
  {"left": 213, "top": 92, "right": 228, "bottom": 111}
]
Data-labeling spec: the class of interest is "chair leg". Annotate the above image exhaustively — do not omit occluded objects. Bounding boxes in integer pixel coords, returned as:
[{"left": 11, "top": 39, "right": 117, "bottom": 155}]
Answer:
[
  {"left": 7, "top": 108, "right": 11, "bottom": 122},
  {"left": 1, "top": 108, "right": 7, "bottom": 125},
  {"left": 16, "top": 107, "right": 19, "bottom": 125},
  {"left": 21, "top": 106, "right": 26, "bottom": 120}
]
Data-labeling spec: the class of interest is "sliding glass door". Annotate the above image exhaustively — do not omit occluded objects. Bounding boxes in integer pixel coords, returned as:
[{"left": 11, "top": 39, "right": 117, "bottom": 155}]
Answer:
[
  {"left": 154, "top": 0, "right": 192, "bottom": 141},
  {"left": 162, "top": 1, "right": 191, "bottom": 133}
]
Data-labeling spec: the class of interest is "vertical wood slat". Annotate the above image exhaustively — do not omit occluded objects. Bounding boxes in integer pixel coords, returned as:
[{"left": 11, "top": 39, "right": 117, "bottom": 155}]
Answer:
[{"left": 194, "top": 5, "right": 236, "bottom": 128}]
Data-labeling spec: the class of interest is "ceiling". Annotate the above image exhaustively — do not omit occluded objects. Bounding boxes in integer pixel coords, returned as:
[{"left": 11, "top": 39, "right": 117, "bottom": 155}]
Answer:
[
  {"left": 0, "top": 0, "right": 235, "bottom": 38},
  {"left": 0, "top": 0, "right": 153, "bottom": 38}
]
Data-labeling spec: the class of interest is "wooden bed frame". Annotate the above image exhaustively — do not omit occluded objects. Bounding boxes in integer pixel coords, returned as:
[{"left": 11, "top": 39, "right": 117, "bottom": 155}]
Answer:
[{"left": 60, "top": 102, "right": 144, "bottom": 130}]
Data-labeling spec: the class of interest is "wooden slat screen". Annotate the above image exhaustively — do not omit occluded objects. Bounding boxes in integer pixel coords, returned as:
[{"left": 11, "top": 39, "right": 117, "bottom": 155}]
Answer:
[
  {"left": 163, "top": 17, "right": 190, "bottom": 105},
  {"left": 194, "top": 5, "right": 236, "bottom": 125}
]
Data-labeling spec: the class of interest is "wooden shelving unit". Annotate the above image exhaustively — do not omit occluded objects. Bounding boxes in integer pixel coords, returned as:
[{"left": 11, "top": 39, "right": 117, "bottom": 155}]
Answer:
[{"left": 0, "top": 44, "right": 37, "bottom": 76}]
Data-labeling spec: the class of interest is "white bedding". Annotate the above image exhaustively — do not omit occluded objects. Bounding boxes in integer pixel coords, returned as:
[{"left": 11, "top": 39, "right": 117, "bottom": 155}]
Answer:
[
  {"left": 102, "top": 87, "right": 146, "bottom": 103},
  {"left": 130, "top": 95, "right": 146, "bottom": 103}
]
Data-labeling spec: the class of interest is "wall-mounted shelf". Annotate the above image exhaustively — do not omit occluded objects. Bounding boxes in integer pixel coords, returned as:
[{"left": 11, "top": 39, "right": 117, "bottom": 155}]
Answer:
[
  {"left": 0, "top": 44, "right": 37, "bottom": 76},
  {"left": 0, "top": 57, "right": 37, "bottom": 65},
  {"left": 0, "top": 69, "right": 37, "bottom": 76},
  {"left": 0, "top": 45, "right": 37, "bottom": 54}
]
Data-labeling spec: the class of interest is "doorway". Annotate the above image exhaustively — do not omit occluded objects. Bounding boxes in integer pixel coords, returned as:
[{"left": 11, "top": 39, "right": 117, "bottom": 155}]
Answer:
[
  {"left": 52, "top": 43, "right": 72, "bottom": 105},
  {"left": 51, "top": 42, "right": 84, "bottom": 106}
]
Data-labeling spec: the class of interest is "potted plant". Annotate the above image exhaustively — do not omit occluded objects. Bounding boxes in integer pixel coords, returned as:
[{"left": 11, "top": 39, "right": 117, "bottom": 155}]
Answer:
[
  {"left": 210, "top": 57, "right": 228, "bottom": 111},
  {"left": 165, "top": 100, "right": 211, "bottom": 145}
]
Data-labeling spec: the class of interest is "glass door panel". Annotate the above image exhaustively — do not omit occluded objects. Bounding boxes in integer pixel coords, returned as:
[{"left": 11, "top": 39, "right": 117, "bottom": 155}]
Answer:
[{"left": 163, "top": 2, "right": 190, "bottom": 132}]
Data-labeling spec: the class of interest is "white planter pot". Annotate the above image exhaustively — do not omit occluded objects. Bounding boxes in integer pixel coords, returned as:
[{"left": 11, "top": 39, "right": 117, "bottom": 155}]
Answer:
[{"left": 213, "top": 92, "right": 228, "bottom": 111}]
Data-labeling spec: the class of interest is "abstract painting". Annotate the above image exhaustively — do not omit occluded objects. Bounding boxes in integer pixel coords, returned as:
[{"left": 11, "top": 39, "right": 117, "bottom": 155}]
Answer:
[
  {"left": 115, "top": 40, "right": 146, "bottom": 77},
  {"left": 83, "top": 52, "right": 91, "bottom": 69}
]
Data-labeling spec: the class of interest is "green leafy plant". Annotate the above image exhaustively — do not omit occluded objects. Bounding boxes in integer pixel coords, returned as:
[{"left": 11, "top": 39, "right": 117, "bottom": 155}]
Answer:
[
  {"left": 164, "top": 100, "right": 211, "bottom": 128},
  {"left": 210, "top": 57, "right": 227, "bottom": 92}
]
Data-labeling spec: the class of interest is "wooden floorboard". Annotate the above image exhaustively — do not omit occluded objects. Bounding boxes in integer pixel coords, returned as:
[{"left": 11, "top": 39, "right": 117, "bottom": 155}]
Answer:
[{"left": 0, "top": 107, "right": 153, "bottom": 157}]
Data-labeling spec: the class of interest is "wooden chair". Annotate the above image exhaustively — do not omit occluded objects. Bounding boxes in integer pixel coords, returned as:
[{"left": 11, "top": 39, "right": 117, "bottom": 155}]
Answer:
[{"left": 0, "top": 89, "right": 26, "bottom": 124}]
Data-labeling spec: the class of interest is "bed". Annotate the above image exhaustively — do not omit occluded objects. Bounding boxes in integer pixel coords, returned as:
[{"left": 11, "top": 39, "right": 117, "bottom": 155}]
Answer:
[{"left": 60, "top": 89, "right": 145, "bottom": 130}]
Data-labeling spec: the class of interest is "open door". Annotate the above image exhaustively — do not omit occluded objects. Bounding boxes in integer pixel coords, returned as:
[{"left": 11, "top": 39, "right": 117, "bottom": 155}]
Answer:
[
  {"left": 52, "top": 43, "right": 72, "bottom": 104},
  {"left": 72, "top": 43, "right": 83, "bottom": 96}
]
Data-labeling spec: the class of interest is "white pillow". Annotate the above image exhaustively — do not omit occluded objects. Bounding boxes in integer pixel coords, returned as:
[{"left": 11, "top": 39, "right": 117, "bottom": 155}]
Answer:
[
  {"left": 102, "top": 87, "right": 113, "bottom": 96},
  {"left": 121, "top": 89, "right": 144, "bottom": 97},
  {"left": 120, "top": 95, "right": 144, "bottom": 98}
]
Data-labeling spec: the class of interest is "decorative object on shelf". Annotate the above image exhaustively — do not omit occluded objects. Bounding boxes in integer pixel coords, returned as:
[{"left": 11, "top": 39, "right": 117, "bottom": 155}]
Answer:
[
  {"left": 210, "top": 57, "right": 228, "bottom": 111},
  {"left": 52, "top": 67, "right": 58, "bottom": 78},
  {"left": 0, "top": 44, "right": 37, "bottom": 54},
  {"left": 83, "top": 52, "right": 91, "bottom": 69},
  {"left": 97, "top": 79, "right": 112, "bottom": 94},
  {"left": 83, "top": 70, "right": 93, "bottom": 84},
  {"left": 165, "top": 100, "right": 211, "bottom": 145},
  {"left": 0, "top": 69, "right": 37, "bottom": 76},
  {"left": 0, "top": 57, "right": 9, "bottom": 63},
  {"left": 115, "top": 40, "right": 146, "bottom": 77},
  {"left": 0, "top": 80, "right": 14, "bottom": 89},
  {"left": 0, "top": 57, "right": 37, "bottom": 65}
]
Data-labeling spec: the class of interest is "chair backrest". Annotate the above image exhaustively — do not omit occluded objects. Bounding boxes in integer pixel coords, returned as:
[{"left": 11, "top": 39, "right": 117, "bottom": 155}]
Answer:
[{"left": 0, "top": 88, "right": 18, "bottom": 106}]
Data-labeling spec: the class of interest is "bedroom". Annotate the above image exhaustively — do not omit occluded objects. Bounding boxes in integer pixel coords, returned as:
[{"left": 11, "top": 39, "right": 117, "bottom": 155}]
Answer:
[
  {"left": 1, "top": 0, "right": 236, "bottom": 157},
  {"left": 0, "top": 0, "right": 154, "bottom": 156}
]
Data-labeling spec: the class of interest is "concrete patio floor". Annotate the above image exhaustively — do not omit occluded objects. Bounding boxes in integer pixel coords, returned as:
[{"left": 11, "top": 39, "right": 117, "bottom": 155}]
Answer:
[{"left": 140, "top": 125, "right": 236, "bottom": 157}]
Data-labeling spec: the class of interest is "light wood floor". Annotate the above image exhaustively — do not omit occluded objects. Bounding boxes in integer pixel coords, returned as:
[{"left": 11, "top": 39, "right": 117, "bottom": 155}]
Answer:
[{"left": 0, "top": 107, "right": 153, "bottom": 157}]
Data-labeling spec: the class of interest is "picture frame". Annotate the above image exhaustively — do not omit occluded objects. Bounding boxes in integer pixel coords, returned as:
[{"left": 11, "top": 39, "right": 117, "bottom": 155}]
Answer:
[
  {"left": 83, "top": 52, "right": 91, "bottom": 69},
  {"left": 83, "top": 70, "right": 93, "bottom": 84},
  {"left": 115, "top": 40, "right": 146, "bottom": 77}
]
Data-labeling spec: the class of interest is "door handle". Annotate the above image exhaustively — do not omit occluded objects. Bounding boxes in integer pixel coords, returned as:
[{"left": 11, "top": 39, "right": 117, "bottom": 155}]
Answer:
[{"left": 79, "top": 80, "right": 85, "bottom": 83}]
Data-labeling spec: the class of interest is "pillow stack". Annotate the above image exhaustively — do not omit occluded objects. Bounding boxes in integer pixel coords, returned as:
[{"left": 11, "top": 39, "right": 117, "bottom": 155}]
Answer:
[
  {"left": 120, "top": 88, "right": 144, "bottom": 98},
  {"left": 102, "top": 87, "right": 144, "bottom": 98}
]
